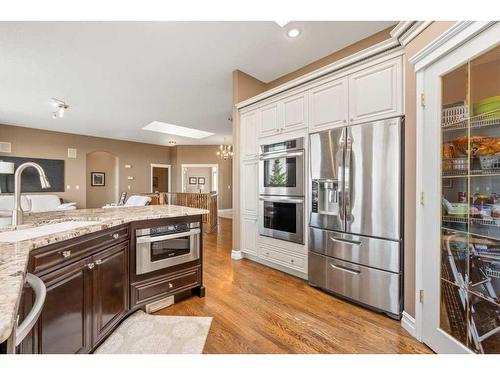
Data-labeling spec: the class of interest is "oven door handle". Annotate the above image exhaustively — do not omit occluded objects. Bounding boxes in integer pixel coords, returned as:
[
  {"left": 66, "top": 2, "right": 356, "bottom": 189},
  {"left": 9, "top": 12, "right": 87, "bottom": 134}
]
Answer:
[
  {"left": 259, "top": 150, "right": 304, "bottom": 160},
  {"left": 136, "top": 228, "right": 201, "bottom": 244},
  {"left": 259, "top": 196, "right": 304, "bottom": 204}
]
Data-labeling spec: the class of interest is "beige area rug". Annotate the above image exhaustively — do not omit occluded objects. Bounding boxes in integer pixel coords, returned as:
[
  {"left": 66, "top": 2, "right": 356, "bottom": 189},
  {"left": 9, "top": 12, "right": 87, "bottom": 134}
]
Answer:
[{"left": 95, "top": 310, "right": 212, "bottom": 354}]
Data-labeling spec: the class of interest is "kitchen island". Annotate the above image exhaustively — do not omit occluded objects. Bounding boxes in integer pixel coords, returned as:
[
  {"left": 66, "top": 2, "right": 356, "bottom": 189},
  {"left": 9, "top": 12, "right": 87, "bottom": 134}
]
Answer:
[{"left": 0, "top": 205, "right": 207, "bottom": 353}]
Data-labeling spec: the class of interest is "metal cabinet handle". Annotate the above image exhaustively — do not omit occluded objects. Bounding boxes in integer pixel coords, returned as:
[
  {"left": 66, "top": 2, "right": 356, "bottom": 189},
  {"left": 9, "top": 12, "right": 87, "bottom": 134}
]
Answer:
[
  {"left": 112, "top": 233, "right": 119, "bottom": 239},
  {"left": 328, "top": 236, "right": 361, "bottom": 246},
  {"left": 87, "top": 263, "right": 95, "bottom": 269},
  {"left": 15, "top": 274, "right": 46, "bottom": 347},
  {"left": 290, "top": 259, "right": 294, "bottom": 263},
  {"left": 168, "top": 283, "right": 173, "bottom": 288},
  {"left": 343, "top": 119, "right": 347, "bottom": 123},
  {"left": 61, "top": 250, "right": 71, "bottom": 258},
  {"left": 330, "top": 263, "right": 360, "bottom": 275},
  {"left": 95, "top": 259, "right": 103, "bottom": 265}
]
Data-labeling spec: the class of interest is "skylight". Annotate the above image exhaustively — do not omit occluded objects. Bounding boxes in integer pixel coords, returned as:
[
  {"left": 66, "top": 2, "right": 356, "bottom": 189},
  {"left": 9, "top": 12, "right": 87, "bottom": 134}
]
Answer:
[{"left": 142, "top": 121, "right": 214, "bottom": 139}]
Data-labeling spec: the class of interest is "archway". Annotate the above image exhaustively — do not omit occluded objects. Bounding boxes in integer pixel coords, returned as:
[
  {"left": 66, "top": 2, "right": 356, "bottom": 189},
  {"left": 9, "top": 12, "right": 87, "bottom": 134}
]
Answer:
[{"left": 85, "top": 151, "right": 119, "bottom": 208}]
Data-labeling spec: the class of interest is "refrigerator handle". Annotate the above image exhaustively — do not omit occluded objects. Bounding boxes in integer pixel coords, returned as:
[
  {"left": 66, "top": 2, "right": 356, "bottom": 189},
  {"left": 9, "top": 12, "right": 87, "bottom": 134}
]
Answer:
[
  {"left": 344, "top": 132, "right": 352, "bottom": 225},
  {"left": 337, "top": 134, "right": 345, "bottom": 221}
]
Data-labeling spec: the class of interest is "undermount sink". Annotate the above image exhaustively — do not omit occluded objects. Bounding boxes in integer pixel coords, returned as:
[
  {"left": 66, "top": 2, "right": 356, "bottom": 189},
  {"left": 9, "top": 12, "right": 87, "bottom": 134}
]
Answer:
[{"left": 0, "top": 221, "right": 101, "bottom": 242}]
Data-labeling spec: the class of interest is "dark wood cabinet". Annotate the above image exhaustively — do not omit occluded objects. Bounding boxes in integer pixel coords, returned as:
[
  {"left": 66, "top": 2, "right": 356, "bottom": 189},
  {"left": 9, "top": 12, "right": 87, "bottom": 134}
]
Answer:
[
  {"left": 92, "top": 242, "right": 129, "bottom": 346},
  {"left": 18, "top": 216, "right": 204, "bottom": 354},
  {"left": 37, "top": 258, "right": 93, "bottom": 354},
  {"left": 20, "top": 227, "right": 129, "bottom": 354}
]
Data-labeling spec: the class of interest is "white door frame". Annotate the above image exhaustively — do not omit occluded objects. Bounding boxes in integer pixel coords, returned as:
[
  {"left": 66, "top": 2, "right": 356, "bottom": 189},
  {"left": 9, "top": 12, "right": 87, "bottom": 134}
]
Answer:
[
  {"left": 150, "top": 163, "right": 172, "bottom": 193},
  {"left": 411, "top": 21, "right": 499, "bottom": 353},
  {"left": 181, "top": 163, "right": 219, "bottom": 194}
]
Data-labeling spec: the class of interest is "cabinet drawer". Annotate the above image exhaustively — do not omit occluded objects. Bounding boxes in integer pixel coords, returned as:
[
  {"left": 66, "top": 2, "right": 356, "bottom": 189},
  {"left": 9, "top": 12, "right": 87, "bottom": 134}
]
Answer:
[
  {"left": 30, "top": 225, "right": 129, "bottom": 274},
  {"left": 258, "top": 245, "right": 306, "bottom": 271},
  {"left": 130, "top": 266, "right": 201, "bottom": 307},
  {"left": 325, "top": 257, "right": 400, "bottom": 315}
]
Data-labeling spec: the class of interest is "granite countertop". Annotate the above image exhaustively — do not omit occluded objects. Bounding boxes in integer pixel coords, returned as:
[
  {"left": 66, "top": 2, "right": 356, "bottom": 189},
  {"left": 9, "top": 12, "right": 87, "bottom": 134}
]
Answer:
[{"left": 0, "top": 205, "right": 208, "bottom": 344}]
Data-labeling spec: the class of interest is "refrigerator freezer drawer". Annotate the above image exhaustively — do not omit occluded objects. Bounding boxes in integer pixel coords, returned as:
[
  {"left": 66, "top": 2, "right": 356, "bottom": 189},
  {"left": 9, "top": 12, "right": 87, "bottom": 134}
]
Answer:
[
  {"left": 309, "top": 227, "right": 400, "bottom": 273},
  {"left": 308, "top": 251, "right": 326, "bottom": 287},
  {"left": 325, "top": 257, "right": 401, "bottom": 315}
]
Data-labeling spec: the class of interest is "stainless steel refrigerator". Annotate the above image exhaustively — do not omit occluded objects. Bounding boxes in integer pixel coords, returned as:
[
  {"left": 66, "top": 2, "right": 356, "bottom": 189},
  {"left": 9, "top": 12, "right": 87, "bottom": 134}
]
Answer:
[{"left": 308, "top": 117, "right": 403, "bottom": 319}]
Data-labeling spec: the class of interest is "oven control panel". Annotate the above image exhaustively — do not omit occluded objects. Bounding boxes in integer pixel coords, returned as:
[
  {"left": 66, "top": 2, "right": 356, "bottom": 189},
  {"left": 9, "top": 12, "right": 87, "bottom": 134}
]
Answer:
[{"left": 136, "top": 222, "right": 199, "bottom": 237}]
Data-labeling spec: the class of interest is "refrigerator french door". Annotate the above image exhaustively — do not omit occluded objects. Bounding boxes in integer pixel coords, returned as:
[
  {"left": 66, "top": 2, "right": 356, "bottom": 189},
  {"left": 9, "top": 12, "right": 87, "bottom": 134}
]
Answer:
[{"left": 308, "top": 117, "right": 403, "bottom": 318}]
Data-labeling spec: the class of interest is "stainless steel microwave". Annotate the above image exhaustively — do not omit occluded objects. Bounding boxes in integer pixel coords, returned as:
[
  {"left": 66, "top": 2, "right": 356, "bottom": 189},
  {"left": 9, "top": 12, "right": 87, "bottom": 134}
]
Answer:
[{"left": 135, "top": 222, "right": 200, "bottom": 275}]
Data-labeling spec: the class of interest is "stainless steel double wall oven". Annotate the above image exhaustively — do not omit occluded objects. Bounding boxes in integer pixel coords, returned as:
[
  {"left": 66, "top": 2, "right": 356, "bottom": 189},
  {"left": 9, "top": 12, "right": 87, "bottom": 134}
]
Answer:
[{"left": 259, "top": 138, "right": 305, "bottom": 244}]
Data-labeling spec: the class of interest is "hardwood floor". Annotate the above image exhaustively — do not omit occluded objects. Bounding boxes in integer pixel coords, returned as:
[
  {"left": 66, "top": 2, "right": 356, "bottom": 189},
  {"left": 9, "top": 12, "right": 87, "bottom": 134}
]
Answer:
[{"left": 156, "top": 218, "right": 432, "bottom": 354}]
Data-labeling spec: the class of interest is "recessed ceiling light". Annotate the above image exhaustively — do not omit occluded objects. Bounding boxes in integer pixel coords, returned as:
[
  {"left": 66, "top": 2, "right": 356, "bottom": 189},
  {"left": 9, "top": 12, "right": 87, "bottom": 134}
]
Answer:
[
  {"left": 275, "top": 21, "right": 290, "bottom": 27},
  {"left": 142, "top": 121, "right": 214, "bottom": 139},
  {"left": 287, "top": 28, "right": 301, "bottom": 38}
]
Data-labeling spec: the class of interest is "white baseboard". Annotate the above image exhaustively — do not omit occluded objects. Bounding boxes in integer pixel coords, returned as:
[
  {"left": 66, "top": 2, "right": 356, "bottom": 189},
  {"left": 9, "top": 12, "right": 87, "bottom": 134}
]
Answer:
[
  {"left": 401, "top": 311, "right": 417, "bottom": 338},
  {"left": 218, "top": 209, "right": 233, "bottom": 218},
  {"left": 231, "top": 249, "right": 243, "bottom": 260}
]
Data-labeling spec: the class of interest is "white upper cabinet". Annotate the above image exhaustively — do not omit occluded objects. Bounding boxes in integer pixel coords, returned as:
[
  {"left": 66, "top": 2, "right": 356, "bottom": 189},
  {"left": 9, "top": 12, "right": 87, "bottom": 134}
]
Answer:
[
  {"left": 240, "top": 110, "right": 259, "bottom": 159},
  {"left": 259, "top": 101, "right": 280, "bottom": 137},
  {"left": 282, "top": 91, "right": 308, "bottom": 133},
  {"left": 348, "top": 57, "right": 402, "bottom": 124},
  {"left": 309, "top": 77, "right": 348, "bottom": 132}
]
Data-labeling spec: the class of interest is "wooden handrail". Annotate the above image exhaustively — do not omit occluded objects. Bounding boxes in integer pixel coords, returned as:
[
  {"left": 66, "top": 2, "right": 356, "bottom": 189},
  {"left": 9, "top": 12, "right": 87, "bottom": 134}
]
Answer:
[{"left": 141, "top": 192, "right": 218, "bottom": 233}]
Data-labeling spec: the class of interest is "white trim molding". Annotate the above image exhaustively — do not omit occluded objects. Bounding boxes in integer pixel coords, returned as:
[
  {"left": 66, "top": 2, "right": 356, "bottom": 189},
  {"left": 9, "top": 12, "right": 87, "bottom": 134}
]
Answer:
[
  {"left": 231, "top": 250, "right": 243, "bottom": 260},
  {"left": 398, "top": 21, "right": 433, "bottom": 46},
  {"left": 401, "top": 311, "right": 417, "bottom": 338},
  {"left": 150, "top": 163, "right": 172, "bottom": 193},
  {"left": 409, "top": 21, "right": 497, "bottom": 71}
]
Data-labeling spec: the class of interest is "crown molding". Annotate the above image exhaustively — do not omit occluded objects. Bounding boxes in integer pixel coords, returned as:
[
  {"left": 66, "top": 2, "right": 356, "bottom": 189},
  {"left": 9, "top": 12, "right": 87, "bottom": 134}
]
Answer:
[
  {"left": 409, "top": 21, "right": 497, "bottom": 71},
  {"left": 398, "top": 21, "right": 433, "bottom": 46}
]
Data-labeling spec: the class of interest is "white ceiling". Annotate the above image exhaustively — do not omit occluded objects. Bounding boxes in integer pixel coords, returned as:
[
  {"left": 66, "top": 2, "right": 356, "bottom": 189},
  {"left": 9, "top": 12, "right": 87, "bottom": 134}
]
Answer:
[{"left": 0, "top": 21, "right": 395, "bottom": 146}]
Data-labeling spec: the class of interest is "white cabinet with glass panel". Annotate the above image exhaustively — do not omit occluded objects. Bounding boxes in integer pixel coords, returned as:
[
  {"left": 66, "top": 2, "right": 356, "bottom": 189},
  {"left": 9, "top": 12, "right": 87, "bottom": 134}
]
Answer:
[{"left": 416, "top": 22, "right": 500, "bottom": 354}]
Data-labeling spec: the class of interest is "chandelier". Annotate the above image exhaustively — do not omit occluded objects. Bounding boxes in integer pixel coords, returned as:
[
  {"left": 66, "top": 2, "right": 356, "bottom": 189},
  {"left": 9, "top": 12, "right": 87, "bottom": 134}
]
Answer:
[{"left": 216, "top": 144, "right": 233, "bottom": 160}]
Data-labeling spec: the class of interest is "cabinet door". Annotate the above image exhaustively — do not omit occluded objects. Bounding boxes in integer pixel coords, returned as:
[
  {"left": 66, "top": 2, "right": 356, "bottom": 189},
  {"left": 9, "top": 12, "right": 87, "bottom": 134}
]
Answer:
[
  {"left": 240, "top": 110, "right": 259, "bottom": 159},
  {"left": 348, "top": 58, "right": 402, "bottom": 124},
  {"left": 282, "top": 92, "right": 308, "bottom": 133},
  {"left": 92, "top": 242, "right": 129, "bottom": 346},
  {"left": 241, "top": 159, "right": 258, "bottom": 217},
  {"left": 309, "top": 77, "right": 348, "bottom": 132},
  {"left": 259, "top": 101, "right": 280, "bottom": 137},
  {"left": 36, "top": 258, "right": 92, "bottom": 354},
  {"left": 241, "top": 216, "right": 258, "bottom": 255}
]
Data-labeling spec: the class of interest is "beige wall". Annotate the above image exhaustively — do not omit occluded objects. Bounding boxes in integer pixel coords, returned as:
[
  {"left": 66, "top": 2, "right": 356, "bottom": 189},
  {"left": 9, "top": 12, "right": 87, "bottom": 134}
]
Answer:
[
  {"left": 0, "top": 124, "right": 173, "bottom": 208},
  {"left": 403, "top": 21, "right": 456, "bottom": 317},
  {"left": 266, "top": 26, "right": 394, "bottom": 89},
  {"left": 170, "top": 145, "right": 233, "bottom": 209},
  {"left": 86, "top": 151, "right": 119, "bottom": 208},
  {"left": 184, "top": 167, "right": 212, "bottom": 193}
]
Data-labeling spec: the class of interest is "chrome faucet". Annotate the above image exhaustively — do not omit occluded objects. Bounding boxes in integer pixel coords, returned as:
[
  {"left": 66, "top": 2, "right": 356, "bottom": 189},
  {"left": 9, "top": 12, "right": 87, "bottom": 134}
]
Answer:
[{"left": 12, "top": 162, "right": 51, "bottom": 226}]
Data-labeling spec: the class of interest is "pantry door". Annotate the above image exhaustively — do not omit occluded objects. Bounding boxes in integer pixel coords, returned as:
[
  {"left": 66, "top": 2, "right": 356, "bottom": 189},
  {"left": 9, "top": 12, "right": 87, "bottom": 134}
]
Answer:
[{"left": 418, "top": 25, "right": 500, "bottom": 354}]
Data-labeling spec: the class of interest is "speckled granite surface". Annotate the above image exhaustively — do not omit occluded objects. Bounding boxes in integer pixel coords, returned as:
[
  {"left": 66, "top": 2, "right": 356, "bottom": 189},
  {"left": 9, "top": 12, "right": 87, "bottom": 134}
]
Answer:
[{"left": 0, "top": 205, "right": 208, "bottom": 344}]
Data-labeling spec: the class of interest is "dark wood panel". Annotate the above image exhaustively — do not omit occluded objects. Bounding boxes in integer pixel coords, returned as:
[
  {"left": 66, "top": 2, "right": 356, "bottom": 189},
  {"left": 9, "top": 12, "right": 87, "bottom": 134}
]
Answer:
[
  {"left": 130, "top": 266, "right": 201, "bottom": 308},
  {"left": 36, "top": 258, "right": 92, "bottom": 354},
  {"left": 30, "top": 225, "right": 129, "bottom": 275},
  {"left": 92, "top": 242, "right": 129, "bottom": 346}
]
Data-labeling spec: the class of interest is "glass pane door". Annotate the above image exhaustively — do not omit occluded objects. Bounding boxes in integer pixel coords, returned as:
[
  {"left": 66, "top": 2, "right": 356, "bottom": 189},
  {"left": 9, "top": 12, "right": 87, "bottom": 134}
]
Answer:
[{"left": 440, "top": 45, "right": 500, "bottom": 354}]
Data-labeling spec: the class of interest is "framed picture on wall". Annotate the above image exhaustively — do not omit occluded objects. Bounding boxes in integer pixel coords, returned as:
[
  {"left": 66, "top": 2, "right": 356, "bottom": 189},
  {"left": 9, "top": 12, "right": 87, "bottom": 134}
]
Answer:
[
  {"left": 189, "top": 177, "right": 197, "bottom": 185},
  {"left": 91, "top": 172, "right": 105, "bottom": 186},
  {"left": 197, "top": 177, "right": 205, "bottom": 185}
]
